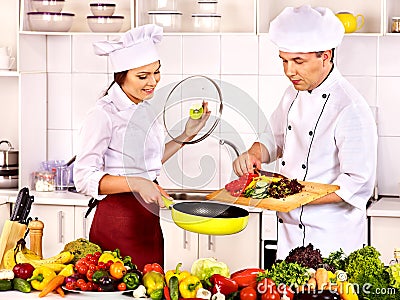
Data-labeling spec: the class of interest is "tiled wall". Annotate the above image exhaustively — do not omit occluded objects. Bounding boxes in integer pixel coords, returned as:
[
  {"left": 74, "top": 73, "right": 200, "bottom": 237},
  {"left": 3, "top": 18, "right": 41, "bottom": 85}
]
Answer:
[{"left": 19, "top": 34, "right": 400, "bottom": 196}]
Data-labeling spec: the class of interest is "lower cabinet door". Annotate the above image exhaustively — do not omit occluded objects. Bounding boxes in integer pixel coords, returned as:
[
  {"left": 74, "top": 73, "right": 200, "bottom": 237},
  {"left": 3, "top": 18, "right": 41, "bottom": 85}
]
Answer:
[
  {"left": 74, "top": 206, "right": 94, "bottom": 240},
  {"left": 160, "top": 209, "right": 198, "bottom": 271},
  {"left": 27, "top": 204, "right": 75, "bottom": 258},
  {"left": 198, "top": 212, "right": 261, "bottom": 273}
]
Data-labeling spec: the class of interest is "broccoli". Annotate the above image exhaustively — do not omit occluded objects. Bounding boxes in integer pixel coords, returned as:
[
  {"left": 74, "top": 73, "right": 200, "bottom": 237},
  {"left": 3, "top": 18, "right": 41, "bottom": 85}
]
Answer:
[{"left": 63, "top": 238, "right": 102, "bottom": 264}]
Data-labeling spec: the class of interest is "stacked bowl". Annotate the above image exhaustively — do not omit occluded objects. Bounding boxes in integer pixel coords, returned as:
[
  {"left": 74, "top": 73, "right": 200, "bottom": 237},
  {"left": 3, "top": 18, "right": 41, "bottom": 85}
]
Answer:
[
  {"left": 192, "top": 0, "right": 221, "bottom": 32},
  {"left": 147, "top": 0, "right": 182, "bottom": 32},
  {"left": 87, "top": 2, "right": 124, "bottom": 32},
  {"left": 27, "top": 0, "right": 75, "bottom": 32}
]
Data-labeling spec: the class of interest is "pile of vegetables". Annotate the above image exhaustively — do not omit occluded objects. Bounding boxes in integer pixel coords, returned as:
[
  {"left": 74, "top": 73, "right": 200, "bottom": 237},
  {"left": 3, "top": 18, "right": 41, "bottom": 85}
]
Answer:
[{"left": 285, "top": 243, "right": 323, "bottom": 270}]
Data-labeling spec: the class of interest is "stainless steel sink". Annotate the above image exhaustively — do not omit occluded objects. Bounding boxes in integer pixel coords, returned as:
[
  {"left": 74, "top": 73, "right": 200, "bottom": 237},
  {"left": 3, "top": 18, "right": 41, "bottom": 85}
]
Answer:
[{"left": 165, "top": 189, "right": 216, "bottom": 201}]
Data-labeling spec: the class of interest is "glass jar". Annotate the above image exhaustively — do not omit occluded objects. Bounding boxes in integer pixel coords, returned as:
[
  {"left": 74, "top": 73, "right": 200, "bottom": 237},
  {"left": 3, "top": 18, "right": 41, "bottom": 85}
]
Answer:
[
  {"left": 33, "top": 171, "right": 55, "bottom": 192},
  {"left": 391, "top": 17, "right": 400, "bottom": 33}
]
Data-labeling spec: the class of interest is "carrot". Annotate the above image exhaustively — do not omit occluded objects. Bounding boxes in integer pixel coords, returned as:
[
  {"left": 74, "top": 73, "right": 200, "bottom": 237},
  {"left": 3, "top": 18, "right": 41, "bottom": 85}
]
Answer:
[
  {"left": 55, "top": 286, "right": 65, "bottom": 297},
  {"left": 38, "top": 275, "right": 66, "bottom": 298}
]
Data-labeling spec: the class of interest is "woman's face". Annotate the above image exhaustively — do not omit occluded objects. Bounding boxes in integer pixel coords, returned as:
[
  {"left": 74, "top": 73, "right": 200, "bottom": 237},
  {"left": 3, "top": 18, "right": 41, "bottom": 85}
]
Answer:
[{"left": 121, "top": 61, "right": 161, "bottom": 104}]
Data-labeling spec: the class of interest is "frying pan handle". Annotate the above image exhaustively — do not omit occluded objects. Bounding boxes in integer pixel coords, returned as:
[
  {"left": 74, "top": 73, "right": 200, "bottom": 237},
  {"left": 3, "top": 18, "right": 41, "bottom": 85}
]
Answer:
[{"left": 162, "top": 195, "right": 174, "bottom": 209}]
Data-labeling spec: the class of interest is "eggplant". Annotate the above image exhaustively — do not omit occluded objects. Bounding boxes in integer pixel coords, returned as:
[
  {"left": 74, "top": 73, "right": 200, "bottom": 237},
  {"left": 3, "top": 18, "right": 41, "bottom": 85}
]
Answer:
[
  {"left": 295, "top": 290, "right": 340, "bottom": 300},
  {"left": 99, "top": 276, "right": 115, "bottom": 292}
]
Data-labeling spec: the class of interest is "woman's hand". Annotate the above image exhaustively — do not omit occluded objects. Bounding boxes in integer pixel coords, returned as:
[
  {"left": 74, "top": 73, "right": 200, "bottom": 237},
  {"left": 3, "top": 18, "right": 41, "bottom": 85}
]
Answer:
[
  {"left": 183, "top": 101, "right": 211, "bottom": 139},
  {"left": 128, "top": 177, "right": 166, "bottom": 207}
]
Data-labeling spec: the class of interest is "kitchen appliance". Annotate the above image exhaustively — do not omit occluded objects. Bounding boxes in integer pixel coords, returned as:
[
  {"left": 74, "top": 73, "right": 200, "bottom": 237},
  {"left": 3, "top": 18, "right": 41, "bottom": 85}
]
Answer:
[
  {"left": 0, "top": 187, "right": 34, "bottom": 267},
  {"left": 0, "top": 140, "right": 19, "bottom": 189},
  {"left": 163, "top": 196, "right": 249, "bottom": 235}
]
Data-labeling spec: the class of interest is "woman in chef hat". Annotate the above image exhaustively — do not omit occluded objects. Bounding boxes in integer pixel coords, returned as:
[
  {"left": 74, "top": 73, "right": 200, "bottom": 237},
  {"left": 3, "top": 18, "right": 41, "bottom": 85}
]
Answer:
[
  {"left": 74, "top": 24, "right": 210, "bottom": 270},
  {"left": 233, "top": 6, "right": 377, "bottom": 258}
]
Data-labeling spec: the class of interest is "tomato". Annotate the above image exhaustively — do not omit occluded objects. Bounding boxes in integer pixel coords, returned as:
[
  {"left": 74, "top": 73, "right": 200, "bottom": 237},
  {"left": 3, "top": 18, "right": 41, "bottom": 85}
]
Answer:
[
  {"left": 261, "top": 290, "right": 280, "bottom": 300},
  {"left": 118, "top": 282, "right": 127, "bottom": 291},
  {"left": 94, "top": 251, "right": 102, "bottom": 259},
  {"left": 89, "top": 264, "right": 97, "bottom": 272},
  {"left": 86, "top": 254, "right": 94, "bottom": 260},
  {"left": 86, "top": 269, "right": 95, "bottom": 282},
  {"left": 86, "top": 281, "right": 94, "bottom": 291},
  {"left": 143, "top": 263, "right": 164, "bottom": 274},
  {"left": 65, "top": 282, "right": 76, "bottom": 290},
  {"left": 106, "top": 260, "right": 114, "bottom": 269},
  {"left": 240, "top": 286, "right": 257, "bottom": 300},
  {"left": 77, "top": 264, "right": 89, "bottom": 275},
  {"left": 276, "top": 284, "right": 294, "bottom": 300},
  {"left": 80, "top": 282, "right": 89, "bottom": 291},
  {"left": 97, "top": 262, "right": 106, "bottom": 270},
  {"left": 257, "top": 278, "right": 276, "bottom": 294}
]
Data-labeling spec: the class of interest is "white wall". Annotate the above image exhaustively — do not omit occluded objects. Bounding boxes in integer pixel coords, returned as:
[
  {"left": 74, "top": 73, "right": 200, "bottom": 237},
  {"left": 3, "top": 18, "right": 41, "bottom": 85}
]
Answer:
[{"left": 19, "top": 33, "right": 400, "bottom": 196}]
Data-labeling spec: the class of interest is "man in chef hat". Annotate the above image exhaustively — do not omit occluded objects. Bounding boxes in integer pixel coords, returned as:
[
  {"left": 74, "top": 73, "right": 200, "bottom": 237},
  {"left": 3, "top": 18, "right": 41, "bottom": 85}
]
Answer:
[
  {"left": 74, "top": 24, "right": 210, "bottom": 270},
  {"left": 233, "top": 5, "right": 378, "bottom": 259}
]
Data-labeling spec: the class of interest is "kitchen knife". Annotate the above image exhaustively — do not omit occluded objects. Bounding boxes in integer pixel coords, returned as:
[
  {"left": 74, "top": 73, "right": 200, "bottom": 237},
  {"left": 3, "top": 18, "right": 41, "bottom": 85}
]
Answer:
[
  {"left": 256, "top": 169, "right": 288, "bottom": 179},
  {"left": 10, "top": 187, "right": 32, "bottom": 223},
  {"left": 20, "top": 192, "right": 34, "bottom": 225}
]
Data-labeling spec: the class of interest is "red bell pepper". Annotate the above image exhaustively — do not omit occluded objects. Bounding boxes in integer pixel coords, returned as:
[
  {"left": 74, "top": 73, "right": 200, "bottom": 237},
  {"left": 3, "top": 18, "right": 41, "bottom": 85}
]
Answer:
[
  {"left": 230, "top": 268, "right": 264, "bottom": 289},
  {"left": 209, "top": 274, "right": 238, "bottom": 295},
  {"left": 225, "top": 173, "right": 259, "bottom": 197},
  {"left": 143, "top": 263, "right": 164, "bottom": 275}
]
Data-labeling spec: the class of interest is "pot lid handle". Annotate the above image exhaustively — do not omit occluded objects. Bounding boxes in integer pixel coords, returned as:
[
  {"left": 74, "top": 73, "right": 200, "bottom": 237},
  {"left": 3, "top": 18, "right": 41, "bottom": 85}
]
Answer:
[{"left": 0, "top": 140, "right": 13, "bottom": 151}]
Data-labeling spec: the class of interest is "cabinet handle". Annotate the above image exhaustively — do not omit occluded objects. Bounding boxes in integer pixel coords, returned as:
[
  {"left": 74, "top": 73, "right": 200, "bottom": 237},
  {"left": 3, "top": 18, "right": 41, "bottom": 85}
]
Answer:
[
  {"left": 58, "top": 211, "right": 64, "bottom": 243},
  {"left": 82, "top": 211, "right": 87, "bottom": 239},
  {"left": 183, "top": 230, "right": 188, "bottom": 249},
  {"left": 208, "top": 235, "right": 214, "bottom": 251}
]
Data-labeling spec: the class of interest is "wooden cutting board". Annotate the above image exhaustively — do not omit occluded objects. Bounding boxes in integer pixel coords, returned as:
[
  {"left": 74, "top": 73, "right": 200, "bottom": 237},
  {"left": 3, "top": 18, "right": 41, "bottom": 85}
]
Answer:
[{"left": 206, "top": 180, "right": 340, "bottom": 212}]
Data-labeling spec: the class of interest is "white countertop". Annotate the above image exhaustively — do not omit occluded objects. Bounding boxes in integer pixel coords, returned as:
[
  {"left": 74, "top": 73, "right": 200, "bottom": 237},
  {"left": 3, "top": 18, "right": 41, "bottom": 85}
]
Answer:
[{"left": 367, "top": 197, "right": 400, "bottom": 217}]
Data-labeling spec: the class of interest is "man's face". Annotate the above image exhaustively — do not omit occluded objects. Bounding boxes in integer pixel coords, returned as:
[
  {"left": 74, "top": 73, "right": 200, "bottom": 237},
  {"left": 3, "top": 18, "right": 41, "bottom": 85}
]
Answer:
[{"left": 279, "top": 51, "right": 330, "bottom": 91}]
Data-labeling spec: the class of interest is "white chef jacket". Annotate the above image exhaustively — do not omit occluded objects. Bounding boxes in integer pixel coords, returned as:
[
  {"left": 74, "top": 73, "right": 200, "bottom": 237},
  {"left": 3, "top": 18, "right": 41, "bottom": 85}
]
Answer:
[
  {"left": 264, "top": 67, "right": 377, "bottom": 258},
  {"left": 74, "top": 83, "right": 165, "bottom": 199}
]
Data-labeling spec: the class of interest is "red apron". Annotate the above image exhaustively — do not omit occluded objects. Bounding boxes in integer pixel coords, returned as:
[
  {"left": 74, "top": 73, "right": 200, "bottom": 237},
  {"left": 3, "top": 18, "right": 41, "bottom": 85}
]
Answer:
[{"left": 89, "top": 193, "right": 164, "bottom": 271}]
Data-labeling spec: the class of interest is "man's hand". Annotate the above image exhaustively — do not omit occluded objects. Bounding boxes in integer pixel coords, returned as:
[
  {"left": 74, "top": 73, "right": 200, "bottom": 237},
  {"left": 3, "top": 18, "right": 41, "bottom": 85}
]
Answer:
[{"left": 233, "top": 152, "right": 261, "bottom": 176}]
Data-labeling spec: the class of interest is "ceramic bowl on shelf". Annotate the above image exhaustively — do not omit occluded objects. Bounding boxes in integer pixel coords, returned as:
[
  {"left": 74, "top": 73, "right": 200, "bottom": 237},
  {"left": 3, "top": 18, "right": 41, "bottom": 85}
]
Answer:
[
  {"left": 192, "top": 13, "right": 221, "bottom": 32},
  {"left": 27, "top": 12, "right": 74, "bottom": 32},
  {"left": 89, "top": 3, "right": 116, "bottom": 17},
  {"left": 148, "top": 11, "right": 182, "bottom": 32},
  {"left": 149, "top": 0, "right": 178, "bottom": 11},
  {"left": 87, "top": 15, "right": 124, "bottom": 32},
  {"left": 31, "top": 0, "right": 65, "bottom": 13},
  {"left": 197, "top": 0, "right": 218, "bottom": 14}
]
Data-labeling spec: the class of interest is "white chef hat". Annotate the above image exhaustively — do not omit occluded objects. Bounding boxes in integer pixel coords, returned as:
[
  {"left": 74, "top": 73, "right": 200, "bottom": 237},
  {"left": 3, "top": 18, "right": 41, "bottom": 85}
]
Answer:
[
  {"left": 93, "top": 24, "right": 163, "bottom": 72},
  {"left": 269, "top": 5, "right": 344, "bottom": 53}
]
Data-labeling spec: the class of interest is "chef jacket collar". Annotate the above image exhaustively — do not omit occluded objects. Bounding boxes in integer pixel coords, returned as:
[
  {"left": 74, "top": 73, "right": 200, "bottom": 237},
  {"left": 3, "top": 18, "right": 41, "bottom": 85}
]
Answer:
[
  {"left": 307, "top": 65, "right": 340, "bottom": 95},
  {"left": 307, "top": 64, "right": 335, "bottom": 94},
  {"left": 108, "top": 82, "right": 147, "bottom": 111}
]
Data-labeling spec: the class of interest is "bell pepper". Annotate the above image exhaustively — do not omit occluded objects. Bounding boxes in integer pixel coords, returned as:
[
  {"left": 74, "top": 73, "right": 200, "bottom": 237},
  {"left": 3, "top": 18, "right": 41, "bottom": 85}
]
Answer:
[
  {"left": 143, "top": 270, "right": 165, "bottom": 295},
  {"left": 179, "top": 275, "right": 203, "bottom": 298},
  {"left": 110, "top": 261, "right": 127, "bottom": 279},
  {"left": 58, "top": 264, "right": 74, "bottom": 277},
  {"left": 27, "top": 266, "right": 57, "bottom": 291},
  {"left": 210, "top": 274, "right": 238, "bottom": 295},
  {"left": 165, "top": 263, "right": 191, "bottom": 286},
  {"left": 230, "top": 268, "right": 264, "bottom": 289},
  {"left": 98, "top": 249, "right": 123, "bottom": 264},
  {"left": 122, "top": 255, "right": 137, "bottom": 270},
  {"left": 150, "top": 288, "right": 164, "bottom": 300},
  {"left": 123, "top": 272, "right": 141, "bottom": 290},
  {"left": 144, "top": 263, "right": 164, "bottom": 275}
]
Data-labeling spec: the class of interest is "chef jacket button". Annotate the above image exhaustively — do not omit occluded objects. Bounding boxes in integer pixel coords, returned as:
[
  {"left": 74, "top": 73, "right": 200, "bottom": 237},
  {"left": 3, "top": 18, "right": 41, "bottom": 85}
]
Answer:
[
  {"left": 299, "top": 224, "right": 303, "bottom": 229},
  {"left": 309, "top": 131, "right": 313, "bottom": 136},
  {"left": 301, "top": 164, "right": 306, "bottom": 169},
  {"left": 278, "top": 218, "right": 283, "bottom": 223},
  {"left": 322, "top": 94, "right": 327, "bottom": 99},
  {"left": 288, "top": 125, "right": 292, "bottom": 130},
  {"left": 282, "top": 161, "right": 285, "bottom": 166}
]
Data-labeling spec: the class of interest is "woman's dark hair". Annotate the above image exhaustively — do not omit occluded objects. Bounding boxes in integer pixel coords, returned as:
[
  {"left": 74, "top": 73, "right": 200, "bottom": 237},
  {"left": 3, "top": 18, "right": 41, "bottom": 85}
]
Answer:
[{"left": 103, "top": 71, "right": 128, "bottom": 96}]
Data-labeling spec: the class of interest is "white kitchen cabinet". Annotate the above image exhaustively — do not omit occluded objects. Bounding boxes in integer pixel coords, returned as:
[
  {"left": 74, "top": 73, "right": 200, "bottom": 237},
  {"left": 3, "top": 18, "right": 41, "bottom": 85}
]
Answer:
[
  {"left": 74, "top": 206, "right": 94, "bottom": 240},
  {"left": 367, "top": 197, "right": 400, "bottom": 265},
  {"left": 161, "top": 210, "right": 261, "bottom": 273},
  {"left": 27, "top": 204, "right": 75, "bottom": 258}
]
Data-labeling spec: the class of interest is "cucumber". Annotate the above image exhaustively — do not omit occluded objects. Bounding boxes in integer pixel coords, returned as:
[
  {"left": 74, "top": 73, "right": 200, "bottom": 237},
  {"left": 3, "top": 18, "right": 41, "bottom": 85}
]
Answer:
[
  {"left": 256, "top": 181, "right": 268, "bottom": 188},
  {"left": 0, "top": 279, "right": 12, "bottom": 291},
  {"left": 13, "top": 278, "right": 31, "bottom": 293},
  {"left": 169, "top": 276, "right": 179, "bottom": 300}
]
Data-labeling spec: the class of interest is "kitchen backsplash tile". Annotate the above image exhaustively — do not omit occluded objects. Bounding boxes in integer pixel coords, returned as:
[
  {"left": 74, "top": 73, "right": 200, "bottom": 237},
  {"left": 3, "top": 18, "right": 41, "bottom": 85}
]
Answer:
[
  {"left": 72, "top": 35, "right": 108, "bottom": 73},
  {"left": 378, "top": 36, "right": 400, "bottom": 77},
  {"left": 19, "top": 34, "right": 46, "bottom": 72},
  {"left": 258, "top": 35, "right": 283, "bottom": 76},
  {"left": 47, "top": 36, "right": 72, "bottom": 73},
  {"left": 47, "top": 129, "right": 73, "bottom": 161},
  {"left": 377, "top": 137, "right": 400, "bottom": 196},
  {"left": 182, "top": 35, "right": 220, "bottom": 74},
  {"left": 221, "top": 35, "right": 258, "bottom": 75},
  {"left": 71, "top": 73, "right": 109, "bottom": 130},
  {"left": 344, "top": 76, "right": 377, "bottom": 107},
  {"left": 48, "top": 73, "right": 72, "bottom": 130},
  {"left": 158, "top": 35, "right": 182, "bottom": 74},
  {"left": 376, "top": 76, "right": 400, "bottom": 136}
]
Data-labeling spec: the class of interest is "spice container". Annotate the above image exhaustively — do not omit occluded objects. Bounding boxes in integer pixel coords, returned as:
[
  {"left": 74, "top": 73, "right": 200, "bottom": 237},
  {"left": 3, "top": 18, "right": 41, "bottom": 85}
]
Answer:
[
  {"left": 392, "top": 17, "right": 400, "bottom": 33},
  {"left": 33, "top": 171, "right": 55, "bottom": 192}
]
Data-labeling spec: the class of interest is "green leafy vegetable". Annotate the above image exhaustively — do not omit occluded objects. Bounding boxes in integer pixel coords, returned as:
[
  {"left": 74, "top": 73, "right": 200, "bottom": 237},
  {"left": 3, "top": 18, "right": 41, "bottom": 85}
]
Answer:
[
  {"left": 267, "top": 261, "right": 309, "bottom": 288},
  {"left": 191, "top": 258, "right": 230, "bottom": 287},
  {"left": 323, "top": 248, "right": 347, "bottom": 272}
]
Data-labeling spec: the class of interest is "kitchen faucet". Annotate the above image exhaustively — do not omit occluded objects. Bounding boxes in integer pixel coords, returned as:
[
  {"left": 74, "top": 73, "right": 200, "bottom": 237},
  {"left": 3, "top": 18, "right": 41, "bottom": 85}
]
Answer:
[{"left": 219, "top": 139, "right": 240, "bottom": 157}]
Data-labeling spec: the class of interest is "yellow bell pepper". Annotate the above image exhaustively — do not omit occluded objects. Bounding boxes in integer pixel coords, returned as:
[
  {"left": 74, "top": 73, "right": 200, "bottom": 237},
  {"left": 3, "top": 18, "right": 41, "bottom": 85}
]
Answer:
[
  {"left": 165, "top": 263, "right": 191, "bottom": 286},
  {"left": 28, "top": 266, "right": 57, "bottom": 291},
  {"left": 179, "top": 275, "right": 202, "bottom": 298},
  {"left": 58, "top": 264, "right": 74, "bottom": 277},
  {"left": 338, "top": 281, "right": 359, "bottom": 300},
  {"left": 143, "top": 270, "right": 165, "bottom": 295},
  {"left": 98, "top": 252, "right": 123, "bottom": 264}
]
